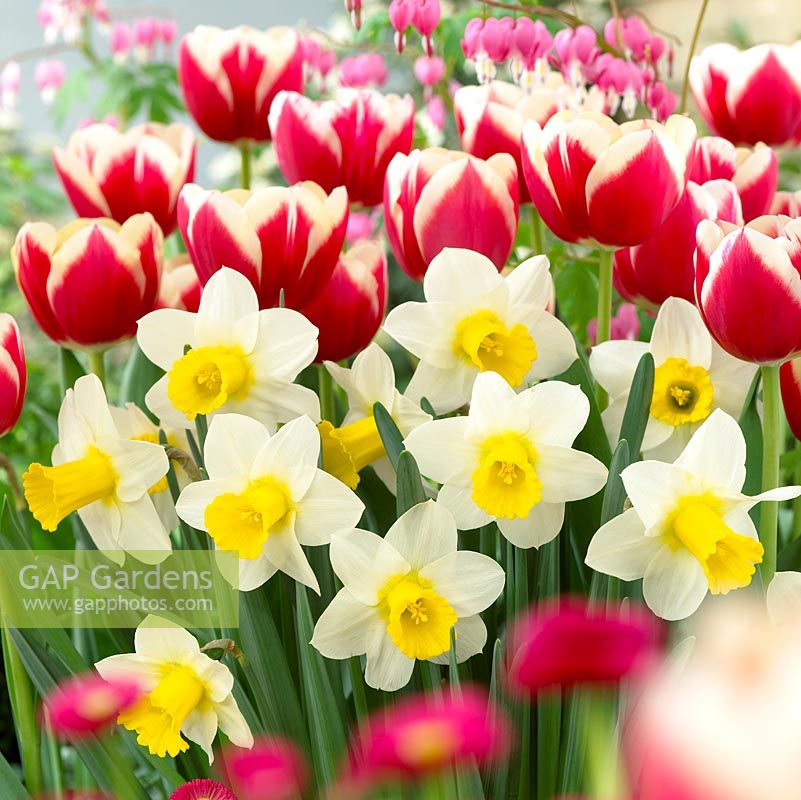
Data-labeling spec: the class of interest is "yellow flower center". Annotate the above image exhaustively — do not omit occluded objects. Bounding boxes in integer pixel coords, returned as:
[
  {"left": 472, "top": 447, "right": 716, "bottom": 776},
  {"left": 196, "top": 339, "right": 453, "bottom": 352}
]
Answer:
[
  {"left": 118, "top": 664, "right": 206, "bottom": 758},
  {"left": 318, "top": 416, "right": 386, "bottom": 490},
  {"left": 453, "top": 310, "right": 538, "bottom": 387},
  {"left": 667, "top": 495, "right": 764, "bottom": 595},
  {"left": 650, "top": 357, "right": 714, "bottom": 427},
  {"left": 130, "top": 432, "right": 170, "bottom": 494},
  {"left": 378, "top": 573, "right": 457, "bottom": 660},
  {"left": 396, "top": 720, "right": 460, "bottom": 769},
  {"left": 204, "top": 476, "right": 294, "bottom": 560},
  {"left": 23, "top": 446, "right": 118, "bottom": 532},
  {"left": 472, "top": 433, "right": 541, "bottom": 519},
  {"left": 167, "top": 345, "right": 253, "bottom": 420}
]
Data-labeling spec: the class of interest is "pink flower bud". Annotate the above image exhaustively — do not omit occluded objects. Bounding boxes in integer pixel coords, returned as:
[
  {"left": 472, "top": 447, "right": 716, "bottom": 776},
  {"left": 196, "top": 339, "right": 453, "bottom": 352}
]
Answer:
[
  {"left": 413, "top": 55, "right": 445, "bottom": 87},
  {"left": 34, "top": 59, "right": 66, "bottom": 105},
  {"left": 158, "top": 19, "right": 178, "bottom": 45},
  {"left": 110, "top": 22, "right": 132, "bottom": 59},
  {"left": 1, "top": 61, "right": 21, "bottom": 109}
]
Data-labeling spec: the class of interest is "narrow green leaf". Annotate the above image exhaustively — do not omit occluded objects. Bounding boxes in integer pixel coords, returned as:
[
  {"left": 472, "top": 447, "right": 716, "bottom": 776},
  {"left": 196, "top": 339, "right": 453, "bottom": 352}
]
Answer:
[
  {"left": 486, "top": 640, "right": 508, "bottom": 800},
  {"left": 119, "top": 344, "right": 163, "bottom": 412},
  {"left": 0, "top": 747, "right": 30, "bottom": 799},
  {"left": 396, "top": 450, "right": 427, "bottom": 516},
  {"left": 600, "top": 440, "right": 631, "bottom": 527},
  {"left": 618, "top": 353, "right": 655, "bottom": 458},
  {"left": 238, "top": 588, "right": 306, "bottom": 743},
  {"left": 295, "top": 584, "right": 348, "bottom": 788},
  {"left": 373, "top": 402, "right": 404, "bottom": 468},
  {"left": 420, "top": 397, "right": 437, "bottom": 419}
]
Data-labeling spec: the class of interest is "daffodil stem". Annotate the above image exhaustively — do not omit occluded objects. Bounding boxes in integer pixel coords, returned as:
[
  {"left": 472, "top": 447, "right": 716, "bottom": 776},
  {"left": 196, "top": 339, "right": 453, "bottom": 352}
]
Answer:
[
  {"left": 87, "top": 350, "right": 106, "bottom": 386},
  {"left": 2, "top": 628, "right": 43, "bottom": 796},
  {"left": 318, "top": 365, "right": 335, "bottom": 423},
  {"left": 761, "top": 364, "right": 782, "bottom": 586},
  {"left": 239, "top": 139, "right": 252, "bottom": 190}
]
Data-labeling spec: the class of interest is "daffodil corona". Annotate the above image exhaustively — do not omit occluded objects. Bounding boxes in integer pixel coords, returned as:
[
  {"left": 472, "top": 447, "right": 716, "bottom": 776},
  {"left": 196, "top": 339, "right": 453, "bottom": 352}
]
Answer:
[
  {"left": 311, "top": 501, "right": 504, "bottom": 691},
  {"left": 22, "top": 375, "right": 171, "bottom": 562},
  {"left": 95, "top": 616, "right": 252, "bottom": 762},
  {"left": 383, "top": 248, "right": 576, "bottom": 414},
  {"left": 590, "top": 297, "right": 756, "bottom": 461},
  {"left": 586, "top": 411, "right": 801, "bottom": 620},
  {"left": 137, "top": 267, "right": 321, "bottom": 429},
  {"left": 317, "top": 344, "right": 431, "bottom": 490},
  {"left": 405, "top": 372, "right": 608, "bottom": 548},
  {"left": 175, "top": 413, "right": 364, "bottom": 592}
]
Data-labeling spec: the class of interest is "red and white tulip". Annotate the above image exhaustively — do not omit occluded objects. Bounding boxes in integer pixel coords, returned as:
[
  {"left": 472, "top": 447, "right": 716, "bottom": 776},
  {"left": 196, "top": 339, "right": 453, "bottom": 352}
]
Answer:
[
  {"left": 521, "top": 111, "right": 697, "bottom": 247},
  {"left": 615, "top": 179, "right": 742, "bottom": 309},
  {"left": 177, "top": 181, "right": 348, "bottom": 310},
  {"left": 781, "top": 358, "right": 801, "bottom": 441},
  {"left": 301, "top": 241, "right": 387, "bottom": 363},
  {"left": 156, "top": 254, "right": 201, "bottom": 312},
  {"left": 13, "top": 215, "right": 163, "bottom": 350},
  {"left": 383, "top": 147, "right": 518, "bottom": 281},
  {"left": 0, "top": 314, "right": 25, "bottom": 437},
  {"left": 52, "top": 122, "right": 196, "bottom": 236},
  {"left": 178, "top": 25, "right": 303, "bottom": 143},
  {"left": 695, "top": 216, "right": 801, "bottom": 363},
  {"left": 454, "top": 78, "right": 565, "bottom": 202},
  {"left": 770, "top": 190, "right": 801, "bottom": 218},
  {"left": 690, "top": 43, "right": 801, "bottom": 147},
  {"left": 688, "top": 136, "right": 778, "bottom": 222},
  {"left": 269, "top": 89, "right": 415, "bottom": 208}
]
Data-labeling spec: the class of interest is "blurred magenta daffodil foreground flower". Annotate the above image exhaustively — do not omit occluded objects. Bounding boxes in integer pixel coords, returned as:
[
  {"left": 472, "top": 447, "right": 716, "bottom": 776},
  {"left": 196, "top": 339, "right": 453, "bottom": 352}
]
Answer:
[{"left": 7, "top": 3, "right": 801, "bottom": 800}]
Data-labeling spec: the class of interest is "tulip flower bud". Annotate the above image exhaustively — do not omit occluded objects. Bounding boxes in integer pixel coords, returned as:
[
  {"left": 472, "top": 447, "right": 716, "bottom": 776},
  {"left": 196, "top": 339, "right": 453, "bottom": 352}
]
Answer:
[
  {"left": 688, "top": 136, "right": 777, "bottom": 221},
  {"left": 177, "top": 181, "right": 348, "bottom": 310},
  {"left": 695, "top": 216, "right": 801, "bottom": 363},
  {"left": 383, "top": 147, "right": 519, "bottom": 280},
  {"left": 301, "top": 241, "right": 387, "bottom": 363},
  {"left": 454, "top": 78, "right": 564, "bottom": 202},
  {"left": 522, "top": 111, "right": 697, "bottom": 247},
  {"left": 0, "top": 314, "right": 26, "bottom": 437},
  {"left": 53, "top": 122, "right": 196, "bottom": 236},
  {"left": 615, "top": 179, "right": 742, "bottom": 309},
  {"left": 13, "top": 214, "right": 163, "bottom": 349},
  {"left": 179, "top": 25, "right": 303, "bottom": 143},
  {"left": 770, "top": 190, "right": 801, "bottom": 218},
  {"left": 270, "top": 89, "right": 414, "bottom": 208},
  {"left": 690, "top": 43, "right": 801, "bottom": 147},
  {"left": 157, "top": 254, "right": 201, "bottom": 312}
]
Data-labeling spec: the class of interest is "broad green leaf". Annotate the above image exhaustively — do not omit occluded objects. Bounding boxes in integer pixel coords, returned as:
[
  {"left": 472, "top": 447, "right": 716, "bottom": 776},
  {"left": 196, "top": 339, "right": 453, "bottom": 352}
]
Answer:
[
  {"left": 0, "top": 747, "right": 29, "bottom": 799},
  {"left": 395, "top": 450, "right": 427, "bottom": 516}
]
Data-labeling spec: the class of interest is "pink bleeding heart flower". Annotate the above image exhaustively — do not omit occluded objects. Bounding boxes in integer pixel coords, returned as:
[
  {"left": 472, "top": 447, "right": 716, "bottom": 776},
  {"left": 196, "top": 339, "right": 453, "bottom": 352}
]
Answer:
[
  {"left": 511, "top": 17, "right": 552, "bottom": 71},
  {"left": 110, "top": 22, "right": 132, "bottom": 61},
  {"left": 301, "top": 241, "right": 387, "bottom": 363},
  {"left": 454, "top": 78, "right": 565, "bottom": 202},
  {"left": 158, "top": 19, "right": 178, "bottom": 46},
  {"left": 177, "top": 181, "right": 348, "bottom": 310},
  {"left": 339, "top": 53, "right": 388, "bottom": 88},
  {"left": 383, "top": 147, "right": 519, "bottom": 280},
  {"left": 0, "top": 61, "right": 21, "bottom": 108},
  {"left": 269, "top": 89, "right": 415, "bottom": 208},
  {"left": 521, "top": 111, "right": 697, "bottom": 247},
  {"left": 0, "top": 314, "right": 26, "bottom": 438},
  {"left": 53, "top": 122, "right": 196, "bottom": 236},
  {"left": 413, "top": 55, "right": 445, "bottom": 87},
  {"left": 688, "top": 136, "right": 777, "bottom": 222},
  {"left": 690, "top": 43, "right": 801, "bottom": 146},
  {"left": 178, "top": 25, "right": 304, "bottom": 143},
  {"left": 508, "top": 597, "right": 661, "bottom": 695},
  {"left": 614, "top": 178, "right": 742, "bottom": 310},
  {"left": 34, "top": 59, "right": 66, "bottom": 105},
  {"left": 44, "top": 673, "right": 142, "bottom": 739},
  {"left": 695, "top": 215, "right": 801, "bottom": 364},
  {"left": 389, "top": 0, "right": 415, "bottom": 51},
  {"left": 218, "top": 737, "right": 308, "bottom": 800}
]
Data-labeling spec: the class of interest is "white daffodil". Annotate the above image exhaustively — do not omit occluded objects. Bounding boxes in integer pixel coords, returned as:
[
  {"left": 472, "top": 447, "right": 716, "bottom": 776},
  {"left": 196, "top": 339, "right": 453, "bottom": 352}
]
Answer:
[
  {"left": 137, "top": 267, "right": 320, "bottom": 430},
  {"left": 95, "top": 615, "right": 252, "bottom": 762},
  {"left": 590, "top": 297, "right": 757, "bottom": 461},
  {"left": 109, "top": 402, "right": 193, "bottom": 531},
  {"left": 22, "top": 375, "right": 171, "bottom": 564},
  {"left": 767, "top": 572, "right": 801, "bottom": 628},
  {"left": 311, "top": 501, "right": 504, "bottom": 691},
  {"left": 383, "top": 247, "right": 576, "bottom": 414},
  {"left": 319, "top": 343, "right": 431, "bottom": 490},
  {"left": 176, "top": 413, "right": 364, "bottom": 593},
  {"left": 405, "top": 372, "right": 608, "bottom": 548},
  {"left": 586, "top": 410, "right": 801, "bottom": 621}
]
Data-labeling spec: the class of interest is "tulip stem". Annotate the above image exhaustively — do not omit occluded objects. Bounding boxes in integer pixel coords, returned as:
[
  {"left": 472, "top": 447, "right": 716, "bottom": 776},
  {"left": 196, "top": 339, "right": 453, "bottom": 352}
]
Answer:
[
  {"left": 679, "top": 0, "right": 710, "bottom": 114},
  {"left": 239, "top": 139, "right": 252, "bottom": 190},
  {"left": 87, "top": 350, "right": 106, "bottom": 386},
  {"left": 761, "top": 364, "right": 782, "bottom": 586},
  {"left": 318, "top": 365, "right": 336, "bottom": 423},
  {"left": 595, "top": 250, "right": 614, "bottom": 347},
  {"left": 530, "top": 206, "right": 545, "bottom": 254}
]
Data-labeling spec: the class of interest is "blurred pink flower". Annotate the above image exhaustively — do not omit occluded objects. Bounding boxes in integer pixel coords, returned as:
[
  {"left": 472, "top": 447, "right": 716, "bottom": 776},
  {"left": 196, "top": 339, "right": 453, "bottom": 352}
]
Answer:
[
  {"left": 587, "top": 303, "right": 641, "bottom": 344},
  {"left": 219, "top": 737, "right": 308, "bottom": 800},
  {"left": 34, "top": 59, "right": 66, "bottom": 105}
]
